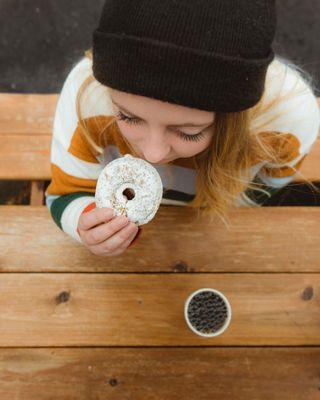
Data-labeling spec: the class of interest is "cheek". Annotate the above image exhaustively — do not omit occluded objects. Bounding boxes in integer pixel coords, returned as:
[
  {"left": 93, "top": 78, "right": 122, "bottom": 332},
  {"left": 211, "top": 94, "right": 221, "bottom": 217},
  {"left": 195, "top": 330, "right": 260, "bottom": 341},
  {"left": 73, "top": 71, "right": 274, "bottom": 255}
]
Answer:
[
  {"left": 116, "top": 123, "right": 148, "bottom": 155},
  {"left": 116, "top": 123, "right": 141, "bottom": 141}
]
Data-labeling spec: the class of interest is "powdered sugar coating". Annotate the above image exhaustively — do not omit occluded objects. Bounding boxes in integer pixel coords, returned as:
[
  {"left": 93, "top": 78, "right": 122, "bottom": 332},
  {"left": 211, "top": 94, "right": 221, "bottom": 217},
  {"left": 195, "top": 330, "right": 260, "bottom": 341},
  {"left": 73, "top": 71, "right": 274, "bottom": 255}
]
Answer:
[{"left": 95, "top": 154, "right": 163, "bottom": 225}]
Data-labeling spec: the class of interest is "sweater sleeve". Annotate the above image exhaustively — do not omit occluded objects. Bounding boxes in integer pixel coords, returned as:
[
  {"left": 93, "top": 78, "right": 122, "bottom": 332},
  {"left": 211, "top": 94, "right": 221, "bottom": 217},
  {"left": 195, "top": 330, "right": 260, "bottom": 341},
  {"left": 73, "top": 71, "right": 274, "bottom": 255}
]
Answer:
[
  {"left": 241, "top": 60, "right": 320, "bottom": 206},
  {"left": 45, "top": 56, "right": 112, "bottom": 242}
]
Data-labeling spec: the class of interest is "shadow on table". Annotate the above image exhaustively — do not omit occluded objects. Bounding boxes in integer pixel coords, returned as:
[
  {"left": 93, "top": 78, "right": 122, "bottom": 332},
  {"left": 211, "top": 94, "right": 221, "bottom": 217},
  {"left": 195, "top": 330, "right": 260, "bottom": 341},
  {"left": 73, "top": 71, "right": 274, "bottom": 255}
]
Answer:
[{"left": 1, "top": 181, "right": 320, "bottom": 206}]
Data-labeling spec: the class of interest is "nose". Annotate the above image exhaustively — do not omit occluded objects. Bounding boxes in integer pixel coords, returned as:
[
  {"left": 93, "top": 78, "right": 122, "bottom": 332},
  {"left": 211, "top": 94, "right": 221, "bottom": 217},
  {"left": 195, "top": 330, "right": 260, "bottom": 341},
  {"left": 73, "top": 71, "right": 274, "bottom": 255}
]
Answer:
[{"left": 141, "top": 130, "right": 170, "bottom": 164}]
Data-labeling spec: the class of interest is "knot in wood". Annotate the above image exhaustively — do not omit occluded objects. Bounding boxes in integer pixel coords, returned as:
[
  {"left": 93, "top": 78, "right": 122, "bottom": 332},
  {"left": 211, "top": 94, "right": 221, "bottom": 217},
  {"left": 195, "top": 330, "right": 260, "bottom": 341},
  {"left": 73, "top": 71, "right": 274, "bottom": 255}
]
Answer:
[
  {"left": 109, "top": 378, "right": 118, "bottom": 386},
  {"left": 172, "top": 261, "right": 189, "bottom": 273},
  {"left": 301, "top": 286, "right": 313, "bottom": 301},
  {"left": 55, "top": 291, "right": 70, "bottom": 304}
]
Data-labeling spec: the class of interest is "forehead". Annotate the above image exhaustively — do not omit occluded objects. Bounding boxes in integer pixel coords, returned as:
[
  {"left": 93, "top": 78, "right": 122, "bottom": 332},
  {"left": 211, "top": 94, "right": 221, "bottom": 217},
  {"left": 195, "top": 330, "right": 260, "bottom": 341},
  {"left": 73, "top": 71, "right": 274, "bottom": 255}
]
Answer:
[{"left": 108, "top": 88, "right": 215, "bottom": 126}]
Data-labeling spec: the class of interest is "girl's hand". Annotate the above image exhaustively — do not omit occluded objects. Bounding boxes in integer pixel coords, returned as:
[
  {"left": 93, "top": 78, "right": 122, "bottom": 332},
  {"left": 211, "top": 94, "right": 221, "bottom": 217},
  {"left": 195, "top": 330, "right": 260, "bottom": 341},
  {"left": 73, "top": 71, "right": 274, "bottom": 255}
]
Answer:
[{"left": 77, "top": 207, "right": 139, "bottom": 257}]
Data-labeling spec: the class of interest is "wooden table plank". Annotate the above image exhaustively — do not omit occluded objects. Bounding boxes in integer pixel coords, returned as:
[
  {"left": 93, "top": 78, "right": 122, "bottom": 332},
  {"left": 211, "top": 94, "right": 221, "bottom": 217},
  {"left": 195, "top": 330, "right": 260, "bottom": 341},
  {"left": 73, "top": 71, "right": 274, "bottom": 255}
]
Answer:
[
  {"left": 0, "top": 273, "right": 318, "bottom": 346},
  {"left": 0, "top": 134, "right": 51, "bottom": 180},
  {"left": 1, "top": 206, "right": 320, "bottom": 272},
  {"left": 0, "top": 347, "right": 319, "bottom": 400},
  {"left": 0, "top": 93, "right": 57, "bottom": 135}
]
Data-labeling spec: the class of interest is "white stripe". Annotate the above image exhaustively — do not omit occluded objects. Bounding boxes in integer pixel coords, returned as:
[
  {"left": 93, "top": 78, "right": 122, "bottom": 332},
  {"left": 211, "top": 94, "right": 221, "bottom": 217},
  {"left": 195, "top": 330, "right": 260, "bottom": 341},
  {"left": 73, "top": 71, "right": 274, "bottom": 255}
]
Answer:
[
  {"left": 52, "top": 57, "right": 115, "bottom": 149},
  {"left": 45, "top": 193, "right": 61, "bottom": 210},
  {"left": 160, "top": 198, "right": 188, "bottom": 206},
  {"left": 51, "top": 58, "right": 91, "bottom": 149},
  {"left": 257, "top": 170, "right": 296, "bottom": 188},
  {"left": 252, "top": 58, "right": 320, "bottom": 163},
  {"left": 61, "top": 196, "right": 97, "bottom": 243},
  {"left": 51, "top": 137, "right": 103, "bottom": 179}
]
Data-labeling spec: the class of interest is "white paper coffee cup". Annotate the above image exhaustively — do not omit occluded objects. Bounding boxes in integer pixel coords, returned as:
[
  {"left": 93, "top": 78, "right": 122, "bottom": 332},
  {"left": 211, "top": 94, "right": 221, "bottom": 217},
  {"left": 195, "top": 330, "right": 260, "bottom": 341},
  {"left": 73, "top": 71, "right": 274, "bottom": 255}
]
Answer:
[{"left": 184, "top": 288, "right": 232, "bottom": 337}]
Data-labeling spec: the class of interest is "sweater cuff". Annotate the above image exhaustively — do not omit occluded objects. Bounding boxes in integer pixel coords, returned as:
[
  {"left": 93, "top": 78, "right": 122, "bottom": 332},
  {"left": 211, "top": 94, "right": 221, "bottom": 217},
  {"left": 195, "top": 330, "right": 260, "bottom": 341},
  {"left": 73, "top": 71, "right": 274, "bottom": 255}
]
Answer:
[{"left": 60, "top": 196, "right": 97, "bottom": 243}]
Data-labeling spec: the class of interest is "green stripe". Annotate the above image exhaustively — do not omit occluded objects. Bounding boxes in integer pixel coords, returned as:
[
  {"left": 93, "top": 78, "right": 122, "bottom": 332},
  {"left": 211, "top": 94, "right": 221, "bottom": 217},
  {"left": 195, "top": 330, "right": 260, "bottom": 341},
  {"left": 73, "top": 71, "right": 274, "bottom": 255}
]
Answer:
[
  {"left": 244, "top": 175, "right": 282, "bottom": 205},
  {"left": 50, "top": 192, "right": 95, "bottom": 230}
]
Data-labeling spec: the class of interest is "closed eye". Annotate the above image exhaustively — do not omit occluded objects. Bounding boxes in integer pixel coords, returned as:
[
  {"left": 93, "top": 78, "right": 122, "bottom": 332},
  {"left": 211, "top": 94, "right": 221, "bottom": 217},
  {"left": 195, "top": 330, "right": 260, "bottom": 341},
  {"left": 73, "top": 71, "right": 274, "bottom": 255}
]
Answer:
[{"left": 115, "top": 111, "right": 206, "bottom": 142}]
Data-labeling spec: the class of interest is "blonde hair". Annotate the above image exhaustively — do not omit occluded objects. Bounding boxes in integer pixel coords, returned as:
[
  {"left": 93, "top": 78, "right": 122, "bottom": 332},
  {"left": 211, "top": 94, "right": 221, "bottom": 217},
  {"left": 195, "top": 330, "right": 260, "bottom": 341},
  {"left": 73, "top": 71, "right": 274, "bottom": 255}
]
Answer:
[{"left": 77, "top": 48, "right": 320, "bottom": 227}]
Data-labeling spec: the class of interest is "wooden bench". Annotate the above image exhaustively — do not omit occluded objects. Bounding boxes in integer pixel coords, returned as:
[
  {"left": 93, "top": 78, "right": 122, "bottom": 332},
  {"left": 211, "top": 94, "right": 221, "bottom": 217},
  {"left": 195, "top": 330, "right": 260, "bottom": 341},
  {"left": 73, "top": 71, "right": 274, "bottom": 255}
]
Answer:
[{"left": 0, "top": 93, "right": 320, "bottom": 399}]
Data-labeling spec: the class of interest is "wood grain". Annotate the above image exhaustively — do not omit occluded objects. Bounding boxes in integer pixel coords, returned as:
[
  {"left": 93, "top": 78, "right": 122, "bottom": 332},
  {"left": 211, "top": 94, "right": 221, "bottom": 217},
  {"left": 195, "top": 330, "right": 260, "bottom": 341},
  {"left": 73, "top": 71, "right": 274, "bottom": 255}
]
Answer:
[
  {"left": 0, "top": 348, "right": 319, "bottom": 400},
  {"left": 0, "top": 272, "right": 318, "bottom": 346},
  {"left": 0, "top": 93, "right": 57, "bottom": 135},
  {"left": 0, "top": 134, "right": 51, "bottom": 180},
  {"left": 1, "top": 205, "right": 320, "bottom": 272},
  {"left": 1, "top": 94, "right": 320, "bottom": 398}
]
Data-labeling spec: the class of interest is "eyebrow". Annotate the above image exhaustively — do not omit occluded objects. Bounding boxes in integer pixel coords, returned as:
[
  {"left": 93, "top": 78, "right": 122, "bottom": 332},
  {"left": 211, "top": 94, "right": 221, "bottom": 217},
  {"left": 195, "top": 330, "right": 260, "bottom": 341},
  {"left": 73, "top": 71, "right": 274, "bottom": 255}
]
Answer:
[{"left": 111, "top": 99, "right": 214, "bottom": 128}]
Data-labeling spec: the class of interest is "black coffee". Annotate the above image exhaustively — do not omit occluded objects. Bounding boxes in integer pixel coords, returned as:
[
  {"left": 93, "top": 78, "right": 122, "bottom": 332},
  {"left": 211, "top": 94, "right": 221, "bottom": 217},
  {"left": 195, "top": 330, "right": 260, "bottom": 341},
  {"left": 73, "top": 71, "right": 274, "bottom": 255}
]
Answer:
[{"left": 187, "top": 290, "right": 228, "bottom": 334}]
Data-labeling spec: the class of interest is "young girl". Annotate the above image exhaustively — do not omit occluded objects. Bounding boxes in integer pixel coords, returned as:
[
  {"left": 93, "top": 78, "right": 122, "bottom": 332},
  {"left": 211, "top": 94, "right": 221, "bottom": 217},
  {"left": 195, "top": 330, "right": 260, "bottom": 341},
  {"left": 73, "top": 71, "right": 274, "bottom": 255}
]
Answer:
[{"left": 45, "top": 0, "right": 320, "bottom": 257}]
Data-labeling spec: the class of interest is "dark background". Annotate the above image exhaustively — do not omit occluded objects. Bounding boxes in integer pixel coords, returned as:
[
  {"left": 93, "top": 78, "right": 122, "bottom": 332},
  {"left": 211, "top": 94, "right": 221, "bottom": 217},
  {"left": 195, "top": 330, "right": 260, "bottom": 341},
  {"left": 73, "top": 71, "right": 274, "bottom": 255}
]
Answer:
[{"left": 1, "top": 0, "right": 320, "bottom": 205}]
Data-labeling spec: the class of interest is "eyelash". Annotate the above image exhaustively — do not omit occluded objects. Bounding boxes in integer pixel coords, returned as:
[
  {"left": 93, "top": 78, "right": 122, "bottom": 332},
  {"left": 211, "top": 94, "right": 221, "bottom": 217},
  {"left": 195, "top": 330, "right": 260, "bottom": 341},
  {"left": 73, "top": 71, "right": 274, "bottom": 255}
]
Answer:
[{"left": 115, "top": 111, "right": 205, "bottom": 142}]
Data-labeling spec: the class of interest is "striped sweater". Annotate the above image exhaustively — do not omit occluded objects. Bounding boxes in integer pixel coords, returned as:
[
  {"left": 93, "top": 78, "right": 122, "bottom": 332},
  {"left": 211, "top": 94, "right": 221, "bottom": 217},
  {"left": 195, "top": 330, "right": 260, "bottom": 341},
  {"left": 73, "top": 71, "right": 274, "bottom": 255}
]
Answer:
[{"left": 45, "top": 56, "right": 320, "bottom": 243}]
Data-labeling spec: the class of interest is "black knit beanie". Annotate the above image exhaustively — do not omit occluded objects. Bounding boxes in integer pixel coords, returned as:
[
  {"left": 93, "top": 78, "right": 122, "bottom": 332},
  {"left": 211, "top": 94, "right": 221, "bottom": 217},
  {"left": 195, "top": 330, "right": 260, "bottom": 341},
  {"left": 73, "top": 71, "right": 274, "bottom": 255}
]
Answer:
[{"left": 92, "top": 0, "right": 277, "bottom": 112}]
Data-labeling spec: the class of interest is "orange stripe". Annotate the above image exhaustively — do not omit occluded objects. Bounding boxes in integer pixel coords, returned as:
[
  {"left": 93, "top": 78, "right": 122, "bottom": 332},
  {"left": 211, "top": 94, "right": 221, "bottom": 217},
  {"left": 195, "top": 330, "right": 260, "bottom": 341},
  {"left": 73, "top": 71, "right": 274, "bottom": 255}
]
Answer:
[
  {"left": 258, "top": 131, "right": 301, "bottom": 163},
  {"left": 68, "top": 115, "right": 112, "bottom": 163},
  {"left": 81, "top": 202, "right": 96, "bottom": 214},
  {"left": 262, "top": 154, "right": 308, "bottom": 177},
  {"left": 68, "top": 115, "right": 135, "bottom": 162},
  {"left": 46, "top": 163, "right": 97, "bottom": 195}
]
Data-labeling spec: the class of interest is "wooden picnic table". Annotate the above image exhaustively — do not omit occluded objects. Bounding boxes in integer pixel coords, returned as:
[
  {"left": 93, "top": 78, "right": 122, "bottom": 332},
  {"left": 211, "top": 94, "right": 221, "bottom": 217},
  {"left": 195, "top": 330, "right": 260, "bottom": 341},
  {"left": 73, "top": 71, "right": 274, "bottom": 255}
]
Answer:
[{"left": 0, "top": 93, "right": 320, "bottom": 399}]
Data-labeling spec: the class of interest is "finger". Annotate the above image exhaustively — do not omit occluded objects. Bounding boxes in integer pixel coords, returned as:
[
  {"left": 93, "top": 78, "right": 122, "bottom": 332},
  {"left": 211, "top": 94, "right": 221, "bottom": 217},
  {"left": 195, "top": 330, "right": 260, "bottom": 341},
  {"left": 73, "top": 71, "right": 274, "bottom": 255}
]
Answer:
[
  {"left": 119, "top": 225, "right": 140, "bottom": 249},
  {"left": 90, "top": 221, "right": 138, "bottom": 251},
  {"left": 127, "top": 227, "right": 142, "bottom": 248},
  {"left": 91, "top": 225, "right": 138, "bottom": 257},
  {"left": 78, "top": 207, "right": 115, "bottom": 231},
  {"left": 83, "top": 215, "right": 131, "bottom": 246},
  {"left": 111, "top": 223, "right": 139, "bottom": 250}
]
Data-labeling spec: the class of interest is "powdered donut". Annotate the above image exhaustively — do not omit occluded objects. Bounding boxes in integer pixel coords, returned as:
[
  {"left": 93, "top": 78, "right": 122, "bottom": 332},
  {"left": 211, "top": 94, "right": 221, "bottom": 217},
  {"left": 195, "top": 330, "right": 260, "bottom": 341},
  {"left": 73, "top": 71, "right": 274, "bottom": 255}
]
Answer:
[{"left": 95, "top": 154, "right": 163, "bottom": 225}]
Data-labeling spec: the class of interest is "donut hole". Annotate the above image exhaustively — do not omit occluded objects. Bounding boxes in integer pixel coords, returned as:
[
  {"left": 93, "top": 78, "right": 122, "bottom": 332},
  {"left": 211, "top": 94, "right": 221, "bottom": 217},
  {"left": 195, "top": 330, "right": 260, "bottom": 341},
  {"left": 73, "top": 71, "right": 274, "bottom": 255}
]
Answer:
[{"left": 122, "top": 188, "right": 135, "bottom": 201}]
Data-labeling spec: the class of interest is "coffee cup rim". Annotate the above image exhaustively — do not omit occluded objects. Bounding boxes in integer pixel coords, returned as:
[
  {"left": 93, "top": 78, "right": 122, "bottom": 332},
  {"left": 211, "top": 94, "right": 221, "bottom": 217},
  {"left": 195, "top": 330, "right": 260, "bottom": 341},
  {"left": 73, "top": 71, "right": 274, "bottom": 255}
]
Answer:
[{"left": 184, "top": 288, "right": 232, "bottom": 337}]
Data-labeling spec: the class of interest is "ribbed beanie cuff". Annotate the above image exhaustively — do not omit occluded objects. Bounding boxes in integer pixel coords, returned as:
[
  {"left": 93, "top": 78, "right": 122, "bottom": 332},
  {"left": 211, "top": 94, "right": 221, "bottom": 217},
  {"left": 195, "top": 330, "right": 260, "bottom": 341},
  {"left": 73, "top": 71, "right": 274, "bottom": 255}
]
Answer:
[{"left": 93, "top": 30, "right": 274, "bottom": 112}]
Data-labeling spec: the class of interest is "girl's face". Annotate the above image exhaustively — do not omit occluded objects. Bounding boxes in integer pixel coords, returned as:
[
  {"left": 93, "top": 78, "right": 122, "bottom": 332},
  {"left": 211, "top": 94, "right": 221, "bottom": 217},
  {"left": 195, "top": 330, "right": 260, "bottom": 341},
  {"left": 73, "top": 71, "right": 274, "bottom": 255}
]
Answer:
[{"left": 108, "top": 88, "right": 215, "bottom": 165}]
